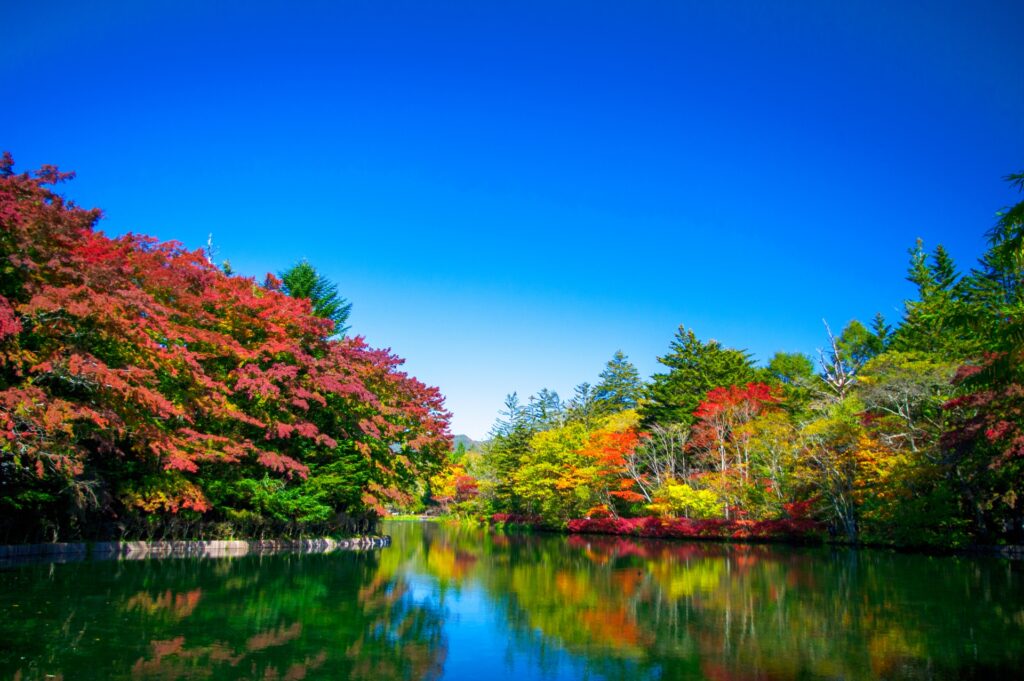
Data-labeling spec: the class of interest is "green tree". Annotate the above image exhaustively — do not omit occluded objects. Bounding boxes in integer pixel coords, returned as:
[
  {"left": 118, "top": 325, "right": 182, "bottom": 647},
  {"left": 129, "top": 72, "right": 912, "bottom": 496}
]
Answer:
[
  {"left": 566, "top": 382, "right": 600, "bottom": 428},
  {"left": 642, "top": 326, "right": 757, "bottom": 428},
  {"left": 526, "top": 388, "right": 564, "bottom": 429},
  {"left": 943, "top": 171, "right": 1024, "bottom": 541},
  {"left": 766, "top": 351, "right": 814, "bottom": 385},
  {"left": 513, "top": 421, "right": 592, "bottom": 520},
  {"left": 871, "top": 312, "right": 893, "bottom": 350},
  {"left": 280, "top": 259, "right": 352, "bottom": 336},
  {"left": 594, "top": 350, "right": 644, "bottom": 414},
  {"left": 891, "top": 241, "right": 972, "bottom": 358},
  {"left": 961, "top": 172, "right": 1024, "bottom": 353},
  {"left": 482, "top": 393, "right": 534, "bottom": 513},
  {"left": 837, "top": 319, "right": 884, "bottom": 371},
  {"left": 765, "top": 351, "right": 817, "bottom": 416}
]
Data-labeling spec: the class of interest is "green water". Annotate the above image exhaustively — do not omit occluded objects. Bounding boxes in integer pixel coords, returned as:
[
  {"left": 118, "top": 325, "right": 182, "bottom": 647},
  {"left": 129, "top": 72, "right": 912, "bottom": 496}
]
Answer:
[{"left": 1, "top": 522, "right": 1022, "bottom": 680}]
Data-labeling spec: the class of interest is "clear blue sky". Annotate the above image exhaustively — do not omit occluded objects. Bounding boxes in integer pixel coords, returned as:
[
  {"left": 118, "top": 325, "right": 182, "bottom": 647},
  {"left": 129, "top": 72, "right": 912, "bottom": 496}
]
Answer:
[{"left": 3, "top": 1, "right": 1023, "bottom": 438}]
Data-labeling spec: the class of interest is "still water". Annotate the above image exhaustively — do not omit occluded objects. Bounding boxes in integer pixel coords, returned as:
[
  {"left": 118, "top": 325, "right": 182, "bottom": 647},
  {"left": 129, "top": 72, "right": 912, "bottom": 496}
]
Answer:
[{"left": 1, "top": 521, "right": 1023, "bottom": 680}]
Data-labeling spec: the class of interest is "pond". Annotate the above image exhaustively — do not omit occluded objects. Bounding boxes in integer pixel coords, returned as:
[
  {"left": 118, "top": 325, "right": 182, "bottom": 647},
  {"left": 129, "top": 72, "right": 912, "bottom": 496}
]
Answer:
[{"left": 1, "top": 521, "right": 1022, "bottom": 680}]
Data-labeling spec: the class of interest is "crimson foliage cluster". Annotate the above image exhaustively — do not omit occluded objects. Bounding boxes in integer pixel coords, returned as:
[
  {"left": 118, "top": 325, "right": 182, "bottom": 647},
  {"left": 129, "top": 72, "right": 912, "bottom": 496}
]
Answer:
[{"left": 0, "top": 155, "right": 450, "bottom": 542}]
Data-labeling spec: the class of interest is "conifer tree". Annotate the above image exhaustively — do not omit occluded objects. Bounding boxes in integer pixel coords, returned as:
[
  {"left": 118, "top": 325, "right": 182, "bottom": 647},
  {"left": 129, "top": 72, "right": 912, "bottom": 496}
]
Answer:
[
  {"left": 484, "top": 393, "right": 533, "bottom": 512},
  {"left": 280, "top": 259, "right": 352, "bottom": 336},
  {"left": 566, "top": 382, "right": 600, "bottom": 428},
  {"left": 892, "top": 242, "right": 971, "bottom": 358},
  {"left": 594, "top": 350, "right": 644, "bottom": 414},
  {"left": 642, "top": 326, "right": 756, "bottom": 428}
]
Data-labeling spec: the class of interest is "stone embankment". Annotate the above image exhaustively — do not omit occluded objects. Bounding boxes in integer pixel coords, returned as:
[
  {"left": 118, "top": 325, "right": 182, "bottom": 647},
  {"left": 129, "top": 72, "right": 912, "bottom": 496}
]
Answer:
[{"left": 0, "top": 536, "right": 390, "bottom": 563}]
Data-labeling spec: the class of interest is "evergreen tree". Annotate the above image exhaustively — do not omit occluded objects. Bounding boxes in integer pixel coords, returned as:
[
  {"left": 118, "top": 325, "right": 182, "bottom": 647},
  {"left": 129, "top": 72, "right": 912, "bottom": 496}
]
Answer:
[
  {"left": 891, "top": 241, "right": 971, "bottom": 358},
  {"left": 527, "top": 388, "right": 564, "bottom": 429},
  {"left": 963, "top": 175, "right": 1024, "bottom": 343},
  {"left": 594, "top": 350, "right": 644, "bottom": 414},
  {"left": 871, "top": 312, "right": 892, "bottom": 351},
  {"left": 932, "top": 244, "right": 959, "bottom": 290},
  {"left": 641, "top": 326, "right": 757, "bottom": 428},
  {"left": 566, "top": 382, "right": 600, "bottom": 428},
  {"left": 490, "top": 392, "right": 527, "bottom": 439},
  {"left": 945, "top": 172, "right": 1024, "bottom": 540},
  {"left": 483, "top": 393, "right": 534, "bottom": 512},
  {"left": 280, "top": 259, "right": 352, "bottom": 336}
]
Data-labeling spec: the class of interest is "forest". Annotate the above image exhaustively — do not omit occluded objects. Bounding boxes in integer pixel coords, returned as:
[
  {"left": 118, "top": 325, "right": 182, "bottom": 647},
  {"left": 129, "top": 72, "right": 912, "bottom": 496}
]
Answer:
[
  {"left": 433, "top": 171, "right": 1024, "bottom": 548},
  {"left": 2, "top": 153, "right": 1023, "bottom": 548},
  {"left": 0, "top": 155, "right": 451, "bottom": 542}
]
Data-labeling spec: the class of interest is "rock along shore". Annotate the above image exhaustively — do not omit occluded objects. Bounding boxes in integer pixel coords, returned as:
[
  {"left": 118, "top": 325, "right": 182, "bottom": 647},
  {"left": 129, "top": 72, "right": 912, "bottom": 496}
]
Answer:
[{"left": 0, "top": 536, "right": 391, "bottom": 564}]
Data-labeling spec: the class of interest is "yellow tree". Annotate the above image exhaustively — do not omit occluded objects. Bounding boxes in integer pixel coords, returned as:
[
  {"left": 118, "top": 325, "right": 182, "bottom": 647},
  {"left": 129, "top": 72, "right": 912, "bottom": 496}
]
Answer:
[
  {"left": 736, "top": 410, "right": 801, "bottom": 519},
  {"left": 513, "top": 422, "right": 591, "bottom": 520},
  {"left": 512, "top": 411, "right": 648, "bottom": 521},
  {"left": 795, "top": 396, "right": 903, "bottom": 543},
  {"left": 429, "top": 462, "right": 479, "bottom": 516}
]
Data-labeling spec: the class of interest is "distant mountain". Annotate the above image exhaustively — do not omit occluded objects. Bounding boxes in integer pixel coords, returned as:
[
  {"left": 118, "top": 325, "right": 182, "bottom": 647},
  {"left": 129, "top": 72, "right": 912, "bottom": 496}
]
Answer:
[{"left": 452, "top": 434, "right": 486, "bottom": 451}]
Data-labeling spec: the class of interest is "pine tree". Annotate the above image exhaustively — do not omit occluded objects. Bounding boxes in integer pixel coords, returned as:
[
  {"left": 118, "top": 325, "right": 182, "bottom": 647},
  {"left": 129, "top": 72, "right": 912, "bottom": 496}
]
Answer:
[
  {"left": 642, "top": 326, "right": 757, "bottom": 428},
  {"left": 527, "top": 389, "right": 564, "bottom": 429},
  {"left": 892, "top": 242, "right": 971, "bottom": 358},
  {"left": 594, "top": 350, "right": 644, "bottom": 414},
  {"left": 871, "top": 312, "right": 892, "bottom": 351},
  {"left": 566, "top": 382, "right": 600, "bottom": 428},
  {"left": 280, "top": 259, "right": 352, "bottom": 336},
  {"left": 484, "top": 393, "right": 534, "bottom": 513}
]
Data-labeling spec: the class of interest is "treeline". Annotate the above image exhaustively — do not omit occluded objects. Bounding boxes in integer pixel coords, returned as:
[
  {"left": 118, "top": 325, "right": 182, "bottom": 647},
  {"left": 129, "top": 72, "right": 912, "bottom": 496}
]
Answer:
[
  {"left": 0, "top": 155, "right": 450, "bottom": 542},
  {"left": 434, "top": 171, "right": 1024, "bottom": 548}
]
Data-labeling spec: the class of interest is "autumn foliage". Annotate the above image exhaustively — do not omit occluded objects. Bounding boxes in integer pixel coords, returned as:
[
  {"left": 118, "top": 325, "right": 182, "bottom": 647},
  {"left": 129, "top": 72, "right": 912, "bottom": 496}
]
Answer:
[
  {"left": 578, "top": 424, "right": 648, "bottom": 504},
  {"left": 565, "top": 515, "right": 819, "bottom": 541},
  {"left": 441, "top": 169, "right": 1024, "bottom": 549},
  {"left": 0, "top": 155, "right": 450, "bottom": 541}
]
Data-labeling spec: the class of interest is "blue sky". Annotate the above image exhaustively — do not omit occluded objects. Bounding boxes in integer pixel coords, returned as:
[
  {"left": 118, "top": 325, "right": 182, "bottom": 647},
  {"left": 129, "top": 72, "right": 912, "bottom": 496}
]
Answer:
[{"left": 3, "top": 1, "right": 1023, "bottom": 438}]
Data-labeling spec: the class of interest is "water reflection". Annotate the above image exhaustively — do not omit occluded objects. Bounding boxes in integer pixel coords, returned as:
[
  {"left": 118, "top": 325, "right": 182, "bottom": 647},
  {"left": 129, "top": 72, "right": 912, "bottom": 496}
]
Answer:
[
  {"left": 1, "top": 523, "right": 1022, "bottom": 680},
  {"left": 389, "top": 522, "right": 1024, "bottom": 681},
  {"left": 0, "top": 550, "right": 446, "bottom": 680}
]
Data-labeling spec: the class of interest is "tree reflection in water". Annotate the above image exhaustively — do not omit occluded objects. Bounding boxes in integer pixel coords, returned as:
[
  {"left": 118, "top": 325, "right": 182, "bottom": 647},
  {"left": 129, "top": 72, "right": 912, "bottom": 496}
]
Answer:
[
  {"left": 1, "top": 550, "right": 446, "bottom": 680},
  {"left": 1, "top": 524, "right": 1022, "bottom": 680},
  {"left": 391, "top": 521, "right": 1024, "bottom": 681}
]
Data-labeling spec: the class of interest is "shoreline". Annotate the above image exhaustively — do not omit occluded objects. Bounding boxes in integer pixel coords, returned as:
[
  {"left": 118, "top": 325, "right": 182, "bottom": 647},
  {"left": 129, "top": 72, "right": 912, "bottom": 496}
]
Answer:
[
  {"left": 558, "top": 525, "right": 1024, "bottom": 560},
  {"left": 0, "top": 536, "right": 391, "bottom": 565},
  {"left": 401, "top": 515, "right": 1024, "bottom": 560}
]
